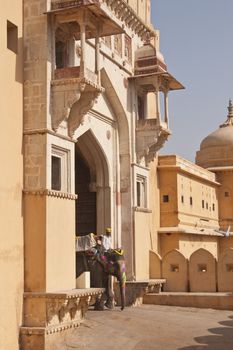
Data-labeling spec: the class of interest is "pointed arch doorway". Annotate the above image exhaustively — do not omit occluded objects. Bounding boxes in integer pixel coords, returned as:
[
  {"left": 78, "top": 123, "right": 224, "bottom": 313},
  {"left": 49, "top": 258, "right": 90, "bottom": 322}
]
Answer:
[{"left": 75, "top": 130, "right": 111, "bottom": 236}]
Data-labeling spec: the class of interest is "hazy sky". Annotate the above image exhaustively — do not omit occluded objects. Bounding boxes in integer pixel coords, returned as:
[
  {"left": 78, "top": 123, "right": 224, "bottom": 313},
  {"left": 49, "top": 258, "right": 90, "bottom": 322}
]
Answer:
[{"left": 151, "top": 1, "right": 233, "bottom": 162}]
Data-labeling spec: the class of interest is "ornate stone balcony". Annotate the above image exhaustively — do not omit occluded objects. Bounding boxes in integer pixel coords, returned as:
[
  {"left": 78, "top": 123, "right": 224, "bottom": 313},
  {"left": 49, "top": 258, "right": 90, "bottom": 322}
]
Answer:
[
  {"left": 49, "top": 0, "right": 155, "bottom": 39},
  {"left": 136, "top": 119, "right": 171, "bottom": 163}
]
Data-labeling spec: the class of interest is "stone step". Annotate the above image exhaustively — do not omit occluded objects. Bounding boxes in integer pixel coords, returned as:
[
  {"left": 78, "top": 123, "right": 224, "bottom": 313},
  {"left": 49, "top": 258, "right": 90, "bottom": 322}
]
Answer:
[{"left": 143, "top": 292, "right": 233, "bottom": 311}]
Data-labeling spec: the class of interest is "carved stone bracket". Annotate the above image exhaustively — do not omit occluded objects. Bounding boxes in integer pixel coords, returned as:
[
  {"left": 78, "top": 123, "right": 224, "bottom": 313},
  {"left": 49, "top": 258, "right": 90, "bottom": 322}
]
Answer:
[
  {"left": 146, "top": 127, "right": 170, "bottom": 165},
  {"left": 68, "top": 90, "right": 101, "bottom": 137},
  {"left": 51, "top": 80, "right": 85, "bottom": 132},
  {"left": 136, "top": 119, "right": 170, "bottom": 164},
  {"left": 51, "top": 77, "right": 104, "bottom": 137}
]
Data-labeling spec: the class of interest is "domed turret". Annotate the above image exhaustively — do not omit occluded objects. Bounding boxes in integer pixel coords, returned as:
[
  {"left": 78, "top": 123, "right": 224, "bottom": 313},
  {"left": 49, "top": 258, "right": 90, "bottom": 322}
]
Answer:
[
  {"left": 134, "top": 37, "right": 167, "bottom": 76},
  {"left": 196, "top": 100, "right": 233, "bottom": 168}
]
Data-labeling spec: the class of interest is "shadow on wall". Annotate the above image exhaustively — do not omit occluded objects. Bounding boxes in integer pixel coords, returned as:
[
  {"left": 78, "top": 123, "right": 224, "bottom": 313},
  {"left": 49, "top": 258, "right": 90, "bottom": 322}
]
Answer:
[
  {"left": 178, "top": 315, "right": 233, "bottom": 350},
  {"left": 16, "top": 37, "right": 23, "bottom": 84}
]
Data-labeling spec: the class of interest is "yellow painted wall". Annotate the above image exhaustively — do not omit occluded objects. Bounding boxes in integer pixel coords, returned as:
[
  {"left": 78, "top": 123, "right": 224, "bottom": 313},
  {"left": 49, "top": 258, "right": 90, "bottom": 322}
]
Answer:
[
  {"left": 216, "top": 171, "right": 233, "bottom": 229},
  {"left": 159, "top": 170, "right": 178, "bottom": 227},
  {"left": 47, "top": 196, "right": 75, "bottom": 291},
  {"left": 177, "top": 173, "right": 219, "bottom": 228},
  {"left": 0, "top": 1, "right": 23, "bottom": 349},
  {"left": 160, "top": 232, "right": 218, "bottom": 259},
  {"left": 134, "top": 211, "right": 151, "bottom": 280},
  {"left": 159, "top": 155, "right": 219, "bottom": 229},
  {"left": 24, "top": 195, "right": 76, "bottom": 292},
  {"left": 134, "top": 159, "right": 160, "bottom": 280}
]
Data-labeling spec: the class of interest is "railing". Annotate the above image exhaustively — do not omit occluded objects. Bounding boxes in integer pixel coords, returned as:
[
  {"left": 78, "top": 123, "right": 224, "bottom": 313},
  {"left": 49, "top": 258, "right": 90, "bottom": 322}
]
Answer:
[
  {"left": 51, "top": 0, "right": 97, "bottom": 10},
  {"left": 54, "top": 66, "right": 98, "bottom": 85}
]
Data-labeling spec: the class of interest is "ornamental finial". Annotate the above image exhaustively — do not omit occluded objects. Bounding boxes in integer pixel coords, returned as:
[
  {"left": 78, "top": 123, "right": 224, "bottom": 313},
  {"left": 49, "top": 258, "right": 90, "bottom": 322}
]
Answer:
[
  {"left": 228, "top": 99, "right": 233, "bottom": 117},
  {"left": 220, "top": 99, "right": 233, "bottom": 127}
]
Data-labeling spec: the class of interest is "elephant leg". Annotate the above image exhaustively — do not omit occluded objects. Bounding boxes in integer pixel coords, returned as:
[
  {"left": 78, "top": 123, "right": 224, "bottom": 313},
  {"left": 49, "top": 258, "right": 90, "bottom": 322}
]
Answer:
[
  {"left": 104, "top": 275, "right": 114, "bottom": 309},
  {"left": 117, "top": 261, "right": 126, "bottom": 310}
]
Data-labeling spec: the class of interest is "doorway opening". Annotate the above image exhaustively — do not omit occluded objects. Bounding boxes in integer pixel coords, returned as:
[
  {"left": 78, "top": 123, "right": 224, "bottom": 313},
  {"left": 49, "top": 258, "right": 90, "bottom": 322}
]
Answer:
[{"left": 75, "top": 148, "right": 96, "bottom": 236}]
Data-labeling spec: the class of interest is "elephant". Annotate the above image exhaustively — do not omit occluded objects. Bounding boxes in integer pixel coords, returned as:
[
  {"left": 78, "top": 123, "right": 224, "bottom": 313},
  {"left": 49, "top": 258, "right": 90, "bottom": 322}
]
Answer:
[{"left": 76, "top": 248, "right": 126, "bottom": 310}]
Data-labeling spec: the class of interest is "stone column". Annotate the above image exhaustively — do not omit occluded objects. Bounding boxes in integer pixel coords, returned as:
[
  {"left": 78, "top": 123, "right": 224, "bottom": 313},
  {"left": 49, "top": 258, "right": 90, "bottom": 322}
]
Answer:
[
  {"left": 164, "top": 89, "right": 169, "bottom": 128},
  {"left": 95, "top": 25, "right": 101, "bottom": 85},
  {"left": 80, "top": 21, "right": 86, "bottom": 76}
]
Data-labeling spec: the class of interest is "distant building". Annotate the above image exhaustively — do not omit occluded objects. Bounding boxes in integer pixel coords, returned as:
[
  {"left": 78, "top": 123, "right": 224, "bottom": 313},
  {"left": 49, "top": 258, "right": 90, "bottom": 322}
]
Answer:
[{"left": 151, "top": 101, "right": 233, "bottom": 294}]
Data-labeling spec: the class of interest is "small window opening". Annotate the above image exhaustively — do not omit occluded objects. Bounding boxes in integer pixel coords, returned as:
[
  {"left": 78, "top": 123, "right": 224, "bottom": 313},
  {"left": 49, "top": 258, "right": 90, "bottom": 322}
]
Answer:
[
  {"left": 212, "top": 203, "right": 215, "bottom": 211},
  {"left": 226, "top": 264, "right": 233, "bottom": 272},
  {"left": 7, "top": 20, "right": 18, "bottom": 53},
  {"left": 163, "top": 195, "right": 169, "bottom": 203},
  {"left": 181, "top": 195, "right": 184, "bottom": 203},
  {"left": 137, "top": 95, "right": 145, "bottom": 119},
  {"left": 170, "top": 264, "right": 179, "bottom": 272},
  {"left": 198, "top": 264, "right": 207, "bottom": 273},
  {"left": 136, "top": 175, "right": 147, "bottom": 208},
  {"left": 206, "top": 202, "right": 208, "bottom": 209},
  {"left": 55, "top": 40, "right": 67, "bottom": 69},
  {"left": 202, "top": 200, "right": 204, "bottom": 209},
  {"left": 225, "top": 191, "right": 230, "bottom": 197},
  {"left": 190, "top": 197, "right": 193, "bottom": 206},
  {"left": 52, "top": 156, "right": 61, "bottom": 191}
]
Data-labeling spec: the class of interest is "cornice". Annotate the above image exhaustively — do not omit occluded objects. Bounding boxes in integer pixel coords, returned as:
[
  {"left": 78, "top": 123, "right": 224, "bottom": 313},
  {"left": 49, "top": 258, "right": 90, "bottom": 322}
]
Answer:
[
  {"left": 23, "top": 189, "right": 78, "bottom": 200},
  {"left": 23, "top": 128, "right": 75, "bottom": 142}
]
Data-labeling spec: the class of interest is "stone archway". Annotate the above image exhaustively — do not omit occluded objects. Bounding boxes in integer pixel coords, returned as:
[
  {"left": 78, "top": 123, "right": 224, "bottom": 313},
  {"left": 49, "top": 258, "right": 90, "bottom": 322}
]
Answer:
[
  {"left": 189, "top": 248, "right": 216, "bottom": 292},
  {"left": 75, "top": 129, "right": 110, "bottom": 236},
  {"left": 162, "top": 249, "right": 188, "bottom": 292}
]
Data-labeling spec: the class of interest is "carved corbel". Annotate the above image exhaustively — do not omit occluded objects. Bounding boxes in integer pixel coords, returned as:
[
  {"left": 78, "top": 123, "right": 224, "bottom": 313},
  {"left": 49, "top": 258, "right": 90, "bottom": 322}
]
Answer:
[
  {"left": 68, "top": 90, "right": 100, "bottom": 137},
  {"left": 51, "top": 82, "right": 86, "bottom": 131},
  {"left": 146, "top": 129, "right": 170, "bottom": 165}
]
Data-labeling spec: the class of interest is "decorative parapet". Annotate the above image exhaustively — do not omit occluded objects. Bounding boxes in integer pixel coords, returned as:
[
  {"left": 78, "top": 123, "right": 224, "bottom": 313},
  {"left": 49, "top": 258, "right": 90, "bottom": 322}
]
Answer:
[
  {"left": 136, "top": 119, "right": 171, "bottom": 164},
  {"left": 23, "top": 189, "right": 78, "bottom": 200},
  {"left": 20, "top": 289, "right": 104, "bottom": 349},
  {"left": 50, "top": 0, "right": 156, "bottom": 39},
  {"left": 22, "top": 289, "right": 103, "bottom": 329}
]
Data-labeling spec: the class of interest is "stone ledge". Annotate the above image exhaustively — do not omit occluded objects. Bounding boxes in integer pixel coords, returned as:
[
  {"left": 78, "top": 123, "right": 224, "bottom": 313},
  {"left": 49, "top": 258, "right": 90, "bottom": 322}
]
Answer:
[
  {"left": 20, "top": 288, "right": 104, "bottom": 349},
  {"left": 143, "top": 292, "right": 233, "bottom": 311},
  {"left": 114, "top": 279, "right": 166, "bottom": 307},
  {"left": 23, "top": 288, "right": 104, "bottom": 327}
]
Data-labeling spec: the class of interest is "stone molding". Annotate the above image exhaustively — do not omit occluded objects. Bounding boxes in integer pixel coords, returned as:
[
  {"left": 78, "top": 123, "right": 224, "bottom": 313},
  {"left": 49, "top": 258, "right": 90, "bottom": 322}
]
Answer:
[
  {"left": 134, "top": 207, "right": 152, "bottom": 213},
  {"left": 23, "top": 189, "right": 78, "bottom": 200},
  {"left": 23, "top": 128, "right": 76, "bottom": 142}
]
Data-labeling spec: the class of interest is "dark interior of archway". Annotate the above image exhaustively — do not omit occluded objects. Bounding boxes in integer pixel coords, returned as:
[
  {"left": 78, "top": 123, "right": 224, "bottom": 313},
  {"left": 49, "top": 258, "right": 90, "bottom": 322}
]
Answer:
[{"left": 75, "top": 149, "right": 96, "bottom": 236}]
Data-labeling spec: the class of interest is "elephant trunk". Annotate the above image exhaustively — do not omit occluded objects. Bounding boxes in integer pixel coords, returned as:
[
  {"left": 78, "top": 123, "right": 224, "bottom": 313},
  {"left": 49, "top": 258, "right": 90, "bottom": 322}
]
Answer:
[{"left": 118, "top": 262, "right": 126, "bottom": 310}]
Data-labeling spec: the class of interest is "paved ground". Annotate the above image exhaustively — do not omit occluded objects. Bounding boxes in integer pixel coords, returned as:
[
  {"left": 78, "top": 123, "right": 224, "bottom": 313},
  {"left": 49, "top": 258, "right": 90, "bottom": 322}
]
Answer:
[{"left": 66, "top": 305, "right": 233, "bottom": 350}]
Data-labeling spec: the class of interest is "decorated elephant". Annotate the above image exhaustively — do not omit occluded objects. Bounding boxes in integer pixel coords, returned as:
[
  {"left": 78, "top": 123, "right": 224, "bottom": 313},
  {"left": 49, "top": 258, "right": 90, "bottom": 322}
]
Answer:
[{"left": 76, "top": 248, "right": 126, "bottom": 310}]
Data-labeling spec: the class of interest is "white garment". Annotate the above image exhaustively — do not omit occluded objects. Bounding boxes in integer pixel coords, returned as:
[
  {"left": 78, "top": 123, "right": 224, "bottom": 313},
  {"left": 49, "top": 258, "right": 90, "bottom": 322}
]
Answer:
[{"left": 101, "top": 235, "right": 112, "bottom": 251}]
